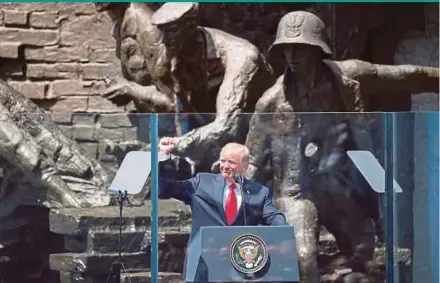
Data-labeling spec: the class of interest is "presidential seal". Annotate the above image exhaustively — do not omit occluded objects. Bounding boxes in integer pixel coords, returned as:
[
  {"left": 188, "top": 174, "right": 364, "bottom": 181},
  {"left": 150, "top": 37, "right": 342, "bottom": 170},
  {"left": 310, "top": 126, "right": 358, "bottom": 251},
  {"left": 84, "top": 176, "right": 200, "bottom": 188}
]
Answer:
[{"left": 230, "top": 234, "right": 269, "bottom": 274}]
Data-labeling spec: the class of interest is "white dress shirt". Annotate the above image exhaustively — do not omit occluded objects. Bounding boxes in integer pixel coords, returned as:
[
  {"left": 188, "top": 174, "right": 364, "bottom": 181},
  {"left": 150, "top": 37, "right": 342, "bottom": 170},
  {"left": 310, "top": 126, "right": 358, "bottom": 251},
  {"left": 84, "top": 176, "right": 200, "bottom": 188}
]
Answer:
[{"left": 158, "top": 152, "right": 171, "bottom": 162}]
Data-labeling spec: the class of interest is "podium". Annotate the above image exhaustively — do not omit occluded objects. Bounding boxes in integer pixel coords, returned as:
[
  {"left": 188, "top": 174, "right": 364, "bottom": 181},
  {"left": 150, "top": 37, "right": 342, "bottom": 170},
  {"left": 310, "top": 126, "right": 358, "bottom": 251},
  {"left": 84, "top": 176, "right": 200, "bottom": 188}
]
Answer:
[{"left": 184, "top": 226, "right": 300, "bottom": 282}]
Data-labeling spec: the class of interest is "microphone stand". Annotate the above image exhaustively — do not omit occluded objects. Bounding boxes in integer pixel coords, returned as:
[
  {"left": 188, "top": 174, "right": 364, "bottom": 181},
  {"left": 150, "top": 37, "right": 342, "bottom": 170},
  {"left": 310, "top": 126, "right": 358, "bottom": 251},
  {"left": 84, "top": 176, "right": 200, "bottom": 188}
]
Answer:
[
  {"left": 233, "top": 173, "right": 247, "bottom": 226},
  {"left": 107, "top": 190, "right": 132, "bottom": 283}
]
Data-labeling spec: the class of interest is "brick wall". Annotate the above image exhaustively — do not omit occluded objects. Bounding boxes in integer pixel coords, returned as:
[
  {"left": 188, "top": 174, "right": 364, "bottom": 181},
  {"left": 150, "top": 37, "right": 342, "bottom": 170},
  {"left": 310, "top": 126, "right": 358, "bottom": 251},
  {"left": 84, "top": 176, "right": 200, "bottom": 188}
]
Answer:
[
  {"left": 0, "top": 2, "right": 125, "bottom": 113},
  {"left": 50, "top": 112, "right": 147, "bottom": 174}
]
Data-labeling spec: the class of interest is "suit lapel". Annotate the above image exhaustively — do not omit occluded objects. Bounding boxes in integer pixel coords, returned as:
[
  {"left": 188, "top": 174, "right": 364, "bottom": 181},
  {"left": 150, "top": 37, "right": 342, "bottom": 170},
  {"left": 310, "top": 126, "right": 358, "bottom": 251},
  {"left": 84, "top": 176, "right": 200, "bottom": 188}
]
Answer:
[{"left": 213, "top": 174, "right": 227, "bottom": 223}]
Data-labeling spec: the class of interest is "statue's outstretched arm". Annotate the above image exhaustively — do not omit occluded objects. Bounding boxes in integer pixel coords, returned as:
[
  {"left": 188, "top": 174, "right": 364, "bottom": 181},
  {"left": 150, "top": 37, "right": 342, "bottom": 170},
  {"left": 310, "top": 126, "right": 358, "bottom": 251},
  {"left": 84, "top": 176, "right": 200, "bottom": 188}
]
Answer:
[
  {"left": 366, "top": 64, "right": 439, "bottom": 95},
  {"left": 172, "top": 53, "right": 260, "bottom": 162},
  {"left": 101, "top": 76, "right": 176, "bottom": 112}
]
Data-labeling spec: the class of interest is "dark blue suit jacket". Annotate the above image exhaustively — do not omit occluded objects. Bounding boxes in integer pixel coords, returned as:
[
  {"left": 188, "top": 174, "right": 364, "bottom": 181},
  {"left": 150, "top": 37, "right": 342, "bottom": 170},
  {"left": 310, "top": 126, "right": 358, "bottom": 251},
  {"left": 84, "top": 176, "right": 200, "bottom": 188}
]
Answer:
[
  {"left": 158, "top": 160, "right": 288, "bottom": 243},
  {"left": 158, "top": 160, "right": 288, "bottom": 282}
]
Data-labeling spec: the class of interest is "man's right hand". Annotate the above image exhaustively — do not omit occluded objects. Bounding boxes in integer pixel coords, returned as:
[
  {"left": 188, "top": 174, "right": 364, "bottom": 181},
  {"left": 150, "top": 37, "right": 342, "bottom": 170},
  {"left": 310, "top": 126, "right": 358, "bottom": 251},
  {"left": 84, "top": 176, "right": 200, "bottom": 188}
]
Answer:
[{"left": 159, "top": 137, "right": 176, "bottom": 155}]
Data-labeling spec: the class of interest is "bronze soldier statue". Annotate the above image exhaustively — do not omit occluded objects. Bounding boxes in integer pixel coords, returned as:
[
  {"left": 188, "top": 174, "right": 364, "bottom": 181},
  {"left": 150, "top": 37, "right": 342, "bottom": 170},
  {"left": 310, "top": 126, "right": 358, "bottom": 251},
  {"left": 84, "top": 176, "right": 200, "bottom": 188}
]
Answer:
[
  {"left": 245, "top": 11, "right": 439, "bottom": 283},
  {"left": 95, "top": 3, "right": 176, "bottom": 113},
  {"left": 0, "top": 80, "right": 111, "bottom": 217},
  {"left": 97, "top": 2, "right": 276, "bottom": 169},
  {"left": 149, "top": 2, "right": 276, "bottom": 167}
]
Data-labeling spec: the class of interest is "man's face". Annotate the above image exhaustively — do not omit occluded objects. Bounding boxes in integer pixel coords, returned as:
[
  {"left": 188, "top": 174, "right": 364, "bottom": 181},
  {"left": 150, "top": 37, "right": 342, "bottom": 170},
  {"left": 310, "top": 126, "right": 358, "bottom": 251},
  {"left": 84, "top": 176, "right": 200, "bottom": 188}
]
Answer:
[
  {"left": 283, "top": 44, "right": 320, "bottom": 71},
  {"left": 219, "top": 150, "right": 246, "bottom": 180}
]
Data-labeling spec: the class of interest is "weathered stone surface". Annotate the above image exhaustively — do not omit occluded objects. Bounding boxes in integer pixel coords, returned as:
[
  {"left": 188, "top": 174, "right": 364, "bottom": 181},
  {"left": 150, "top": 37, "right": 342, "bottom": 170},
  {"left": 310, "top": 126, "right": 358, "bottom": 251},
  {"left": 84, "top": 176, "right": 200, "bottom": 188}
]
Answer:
[
  {"left": 0, "top": 41, "right": 20, "bottom": 58},
  {"left": 95, "top": 126, "right": 124, "bottom": 140},
  {"left": 25, "top": 46, "right": 88, "bottom": 63},
  {"left": 99, "top": 113, "right": 134, "bottom": 128},
  {"left": 121, "top": 272, "right": 184, "bottom": 283},
  {"left": 71, "top": 112, "right": 96, "bottom": 125},
  {"left": 64, "top": 230, "right": 189, "bottom": 254},
  {"left": 8, "top": 81, "right": 46, "bottom": 99},
  {"left": 59, "top": 15, "right": 114, "bottom": 49},
  {"left": 81, "top": 63, "right": 112, "bottom": 80},
  {"left": 29, "top": 11, "right": 58, "bottom": 29},
  {"left": 3, "top": 10, "right": 28, "bottom": 26},
  {"left": 49, "top": 200, "right": 191, "bottom": 236},
  {"left": 19, "top": 29, "right": 59, "bottom": 46},
  {"left": 72, "top": 125, "right": 95, "bottom": 141},
  {"left": 49, "top": 79, "right": 103, "bottom": 97},
  {"left": 89, "top": 48, "right": 117, "bottom": 63},
  {"left": 50, "top": 251, "right": 149, "bottom": 274},
  {"left": 58, "top": 271, "right": 184, "bottom": 283},
  {"left": 49, "top": 97, "right": 88, "bottom": 112},
  {"left": 64, "top": 231, "right": 148, "bottom": 253},
  {"left": 27, "top": 63, "right": 80, "bottom": 79},
  {"left": 87, "top": 95, "right": 124, "bottom": 113},
  {"left": 124, "top": 127, "right": 139, "bottom": 140},
  {"left": 50, "top": 112, "right": 72, "bottom": 124}
]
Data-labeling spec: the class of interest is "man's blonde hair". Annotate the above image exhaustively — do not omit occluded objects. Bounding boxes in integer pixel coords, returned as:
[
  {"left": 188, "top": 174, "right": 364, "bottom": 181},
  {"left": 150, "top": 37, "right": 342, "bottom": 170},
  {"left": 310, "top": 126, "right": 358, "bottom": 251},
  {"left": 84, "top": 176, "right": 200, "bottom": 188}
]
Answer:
[{"left": 220, "top": 142, "right": 250, "bottom": 167}]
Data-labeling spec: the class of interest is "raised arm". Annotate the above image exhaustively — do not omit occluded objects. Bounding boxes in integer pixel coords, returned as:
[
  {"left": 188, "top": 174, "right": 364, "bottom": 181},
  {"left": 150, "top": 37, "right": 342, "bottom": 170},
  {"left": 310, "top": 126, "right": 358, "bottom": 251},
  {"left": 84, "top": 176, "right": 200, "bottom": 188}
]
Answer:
[
  {"left": 101, "top": 77, "right": 176, "bottom": 112},
  {"left": 158, "top": 137, "right": 198, "bottom": 204},
  {"left": 159, "top": 162, "right": 199, "bottom": 204},
  {"left": 362, "top": 62, "right": 439, "bottom": 96},
  {"left": 172, "top": 50, "right": 261, "bottom": 162}
]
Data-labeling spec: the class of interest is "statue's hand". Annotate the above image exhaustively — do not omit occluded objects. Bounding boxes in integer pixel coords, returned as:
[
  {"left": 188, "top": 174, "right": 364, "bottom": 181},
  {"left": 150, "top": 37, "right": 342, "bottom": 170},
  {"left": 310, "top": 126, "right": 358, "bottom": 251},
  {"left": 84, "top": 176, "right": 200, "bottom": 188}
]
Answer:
[{"left": 101, "top": 76, "right": 136, "bottom": 106}]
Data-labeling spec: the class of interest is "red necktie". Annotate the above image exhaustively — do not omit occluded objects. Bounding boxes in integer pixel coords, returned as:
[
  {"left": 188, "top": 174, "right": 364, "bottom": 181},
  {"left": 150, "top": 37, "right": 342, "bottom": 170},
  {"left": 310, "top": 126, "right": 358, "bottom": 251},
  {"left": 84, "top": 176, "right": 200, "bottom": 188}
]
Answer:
[{"left": 225, "top": 183, "right": 238, "bottom": 225}]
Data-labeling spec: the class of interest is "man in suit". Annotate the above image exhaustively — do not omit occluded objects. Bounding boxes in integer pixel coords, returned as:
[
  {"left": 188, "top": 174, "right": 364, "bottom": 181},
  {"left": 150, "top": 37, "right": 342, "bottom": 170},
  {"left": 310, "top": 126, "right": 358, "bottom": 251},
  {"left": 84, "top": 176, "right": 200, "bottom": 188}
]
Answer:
[
  {"left": 158, "top": 137, "right": 288, "bottom": 242},
  {"left": 158, "top": 138, "right": 288, "bottom": 282}
]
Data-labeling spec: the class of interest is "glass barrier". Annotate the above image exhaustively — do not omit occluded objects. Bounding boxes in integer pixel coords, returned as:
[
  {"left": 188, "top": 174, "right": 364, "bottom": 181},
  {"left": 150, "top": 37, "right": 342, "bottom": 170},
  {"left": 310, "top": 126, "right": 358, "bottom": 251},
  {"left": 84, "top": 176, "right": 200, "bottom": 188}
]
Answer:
[
  {"left": 155, "top": 112, "right": 392, "bottom": 283},
  {"left": 0, "top": 112, "right": 155, "bottom": 283},
  {"left": 0, "top": 111, "right": 437, "bottom": 283},
  {"left": 393, "top": 112, "right": 439, "bottom": 283}
]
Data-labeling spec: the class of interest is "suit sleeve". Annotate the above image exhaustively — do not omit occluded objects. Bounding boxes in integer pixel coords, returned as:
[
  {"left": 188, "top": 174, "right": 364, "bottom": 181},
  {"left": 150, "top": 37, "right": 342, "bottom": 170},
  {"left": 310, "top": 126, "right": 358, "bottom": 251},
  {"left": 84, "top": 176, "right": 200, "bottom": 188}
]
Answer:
[
  {"left": 158, "top": 159, "right": 200, "bottom": 204},
  {"left": 261, "top": 186, "right": 288, "bottom": 226}
]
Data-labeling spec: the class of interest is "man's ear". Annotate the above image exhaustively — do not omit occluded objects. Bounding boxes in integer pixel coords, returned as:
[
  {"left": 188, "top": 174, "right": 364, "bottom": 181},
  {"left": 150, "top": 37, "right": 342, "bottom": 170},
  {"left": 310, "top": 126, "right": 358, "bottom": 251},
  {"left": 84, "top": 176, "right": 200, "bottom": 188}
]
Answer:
[{"left": 242, "top": 162, "right": 249, "bottom": 173}]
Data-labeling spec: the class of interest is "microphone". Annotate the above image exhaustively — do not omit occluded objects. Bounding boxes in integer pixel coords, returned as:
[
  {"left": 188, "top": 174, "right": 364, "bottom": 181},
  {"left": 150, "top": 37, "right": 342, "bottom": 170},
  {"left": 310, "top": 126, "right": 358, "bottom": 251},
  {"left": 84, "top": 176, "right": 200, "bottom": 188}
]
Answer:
[
  {"left": 232, "top": 172, "right": 242, "bottom": 184},
  {"left": 232, "top": 172, "right": 247, "bottom": 226}
]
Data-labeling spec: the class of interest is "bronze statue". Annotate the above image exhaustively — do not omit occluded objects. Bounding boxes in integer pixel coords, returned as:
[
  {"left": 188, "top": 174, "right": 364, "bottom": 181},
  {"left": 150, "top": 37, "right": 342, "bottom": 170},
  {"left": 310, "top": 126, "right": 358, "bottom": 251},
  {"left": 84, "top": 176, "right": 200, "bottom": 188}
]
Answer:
[
  {"left": 0, "top": 80, "right": 111, "bottom": 217},
  {"left": 245, "top": 11, "right": 439, "bottom": 283},
  {"left": 150, "top": 2, "right": 276, "bottom": 166},
  {"left": 97, "top": 2, "right": 276, "bottom": 168},
  {"left": 95, "top": 3, "right": 176, "bottom": 113}
]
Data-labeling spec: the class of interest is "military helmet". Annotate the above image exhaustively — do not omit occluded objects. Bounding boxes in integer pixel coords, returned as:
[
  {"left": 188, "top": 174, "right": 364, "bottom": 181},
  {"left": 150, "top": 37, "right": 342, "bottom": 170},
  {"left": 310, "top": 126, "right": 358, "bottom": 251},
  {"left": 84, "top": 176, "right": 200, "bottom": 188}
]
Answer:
[
  {"left": 151, "top": 2, "right": 199, "bottom": 28},
  {"left": 269, "top": 11, "right": 332, "bottom": 58},
  {"left": 94, "top": 2, "right": 128, "bottom": 12}
]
